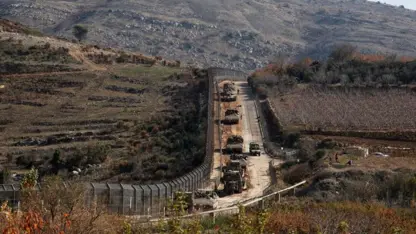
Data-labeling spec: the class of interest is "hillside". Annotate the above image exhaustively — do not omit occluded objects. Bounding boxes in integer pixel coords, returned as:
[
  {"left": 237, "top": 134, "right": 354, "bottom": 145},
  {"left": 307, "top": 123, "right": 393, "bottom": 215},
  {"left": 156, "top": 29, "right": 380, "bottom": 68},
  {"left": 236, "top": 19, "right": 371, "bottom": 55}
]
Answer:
[
  {"left": 1, "top": 0, "right": 416, "bottom": 71},
  {"left": 0, "top": 20, "right": 208, "bottom": 184},
  {"left": 247, "top": 45, "right": 416, "bottom": 212}
]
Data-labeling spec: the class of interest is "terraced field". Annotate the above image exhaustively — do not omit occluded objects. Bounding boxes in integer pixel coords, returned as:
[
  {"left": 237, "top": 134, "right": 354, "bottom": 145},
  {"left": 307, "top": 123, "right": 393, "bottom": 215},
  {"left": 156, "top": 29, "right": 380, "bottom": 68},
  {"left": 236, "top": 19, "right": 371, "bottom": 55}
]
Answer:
[{"left": 0, "top": 65, "right": 209, "bottom": 183}]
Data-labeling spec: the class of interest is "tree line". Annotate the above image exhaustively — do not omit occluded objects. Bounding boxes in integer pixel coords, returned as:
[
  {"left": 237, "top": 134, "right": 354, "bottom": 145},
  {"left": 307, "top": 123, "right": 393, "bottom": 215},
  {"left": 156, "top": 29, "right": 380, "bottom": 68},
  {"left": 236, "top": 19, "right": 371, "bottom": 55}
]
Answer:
[{"left": 249, "top": 44, "right": 416, "bottom": 90}]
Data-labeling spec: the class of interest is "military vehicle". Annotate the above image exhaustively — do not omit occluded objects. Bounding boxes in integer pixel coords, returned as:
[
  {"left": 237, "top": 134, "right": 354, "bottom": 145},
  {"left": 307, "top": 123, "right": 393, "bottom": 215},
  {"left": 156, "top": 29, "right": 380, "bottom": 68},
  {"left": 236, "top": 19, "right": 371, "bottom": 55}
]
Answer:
[
  {"left": 222, "top": 109, "right": 240, "bottom": 124},
  {"left": 221, "top": 170, "right": 245, "bottom": 195},
  {"left": 193, "top": 189, "right": 219, "bottom": 210},
  {"left": 225, "top": 135, "right": 244, "bottom": 154},
  {"left": 223, "top": 159, "right": 246, "bottom": 175},
  {"left": 249, "top": 142, "right": 261, "bottom": 156},
  {"left": 230, "top": 153, "right": 248, "bottom": 161},
  {"left": 173, "top": 189, "right": 219, "bottom": 213},
  {"left": 223, "top": 82, "right": 235, "bottom": 91},
  {"left": 221, "top": 93, "right": 237, "bottom": 102},
  {"left": 220, "top": 82, "right": 237, "bottom": 102}
]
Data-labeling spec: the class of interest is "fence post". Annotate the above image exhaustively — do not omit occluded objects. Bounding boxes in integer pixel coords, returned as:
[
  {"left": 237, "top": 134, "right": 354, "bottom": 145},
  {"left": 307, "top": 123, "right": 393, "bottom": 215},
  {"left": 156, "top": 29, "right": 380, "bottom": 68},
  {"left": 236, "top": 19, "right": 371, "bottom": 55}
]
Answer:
[
  {"left": 129, "top": 197, "right": 132, "bottom": 210},
  {"left": 278, "top": 192, "right": 281, "bottom": 203},
  {"left": 293, "top": 188, "right": 296, "bottom": 196}
]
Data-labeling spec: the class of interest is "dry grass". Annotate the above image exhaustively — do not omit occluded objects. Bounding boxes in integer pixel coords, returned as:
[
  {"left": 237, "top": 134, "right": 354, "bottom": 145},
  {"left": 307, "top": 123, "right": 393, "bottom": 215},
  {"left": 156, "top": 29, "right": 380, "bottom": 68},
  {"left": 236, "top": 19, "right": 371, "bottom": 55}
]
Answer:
[
  {"left": 265, "top": 200, "right": 416, "bottom": 233},
  {"left": 348, "top": 156, "right": 416, "bottom": 171},
  {"left": 271, "top": 86, "right": 416, "bottom": 132}
]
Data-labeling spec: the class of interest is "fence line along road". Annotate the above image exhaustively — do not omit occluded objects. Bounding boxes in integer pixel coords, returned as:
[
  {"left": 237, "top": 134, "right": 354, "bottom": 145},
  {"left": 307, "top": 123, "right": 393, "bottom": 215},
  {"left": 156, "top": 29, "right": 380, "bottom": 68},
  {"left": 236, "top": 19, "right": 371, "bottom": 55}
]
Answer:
[
  {"left": 143, "top": 180, "right": 307, "bottom": 223},
  {"left": 0, "top": 67, "right": 248, "bottom": 217}
]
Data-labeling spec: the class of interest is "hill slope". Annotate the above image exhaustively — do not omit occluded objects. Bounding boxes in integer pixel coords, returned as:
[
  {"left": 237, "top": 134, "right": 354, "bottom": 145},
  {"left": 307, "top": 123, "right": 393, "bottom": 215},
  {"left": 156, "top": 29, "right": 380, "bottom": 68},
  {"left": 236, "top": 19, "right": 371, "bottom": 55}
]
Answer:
[
  {"left": 0, "top": 21, "right": 207, "bottom": 184},
  {"left": 1, "top": 0, "right": 416, "bottom": 71}
]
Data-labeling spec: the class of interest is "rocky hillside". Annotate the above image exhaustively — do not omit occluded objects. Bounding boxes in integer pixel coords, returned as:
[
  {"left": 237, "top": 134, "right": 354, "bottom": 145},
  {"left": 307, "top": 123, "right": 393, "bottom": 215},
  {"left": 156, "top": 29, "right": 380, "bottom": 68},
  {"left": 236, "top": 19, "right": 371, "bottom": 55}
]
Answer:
[{"left": 1, "top": 0, "right": 416, "bottom": 71}]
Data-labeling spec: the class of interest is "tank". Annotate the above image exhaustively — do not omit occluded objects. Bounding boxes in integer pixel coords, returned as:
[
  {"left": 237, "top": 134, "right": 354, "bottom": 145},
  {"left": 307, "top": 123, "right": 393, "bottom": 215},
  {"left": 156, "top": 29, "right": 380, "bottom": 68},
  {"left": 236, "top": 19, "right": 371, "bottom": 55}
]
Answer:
[
  {"left": 220, "top": 82, "right": 237, "bottom": 102},
  {"left": 223, "top": 109, "right": 239, "bottom": 124},
  {"left": 225, "top": 135, "right": 244, "bottom": 154}
]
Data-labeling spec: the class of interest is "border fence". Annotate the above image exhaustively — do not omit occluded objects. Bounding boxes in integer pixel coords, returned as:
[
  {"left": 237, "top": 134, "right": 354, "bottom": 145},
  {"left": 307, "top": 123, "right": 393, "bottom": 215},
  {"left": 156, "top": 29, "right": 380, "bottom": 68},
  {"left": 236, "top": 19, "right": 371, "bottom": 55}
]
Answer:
[{"left": 0, "top": 67, "right": 248, "bottom": 217}]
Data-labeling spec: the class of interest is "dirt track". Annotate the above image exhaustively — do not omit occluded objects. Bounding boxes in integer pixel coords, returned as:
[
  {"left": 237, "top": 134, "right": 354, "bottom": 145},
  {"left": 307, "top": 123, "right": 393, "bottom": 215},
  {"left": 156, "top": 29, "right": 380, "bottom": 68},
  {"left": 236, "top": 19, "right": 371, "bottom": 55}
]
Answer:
[{"left": 215, "top": 81, "right": 273, "bottom": 208}]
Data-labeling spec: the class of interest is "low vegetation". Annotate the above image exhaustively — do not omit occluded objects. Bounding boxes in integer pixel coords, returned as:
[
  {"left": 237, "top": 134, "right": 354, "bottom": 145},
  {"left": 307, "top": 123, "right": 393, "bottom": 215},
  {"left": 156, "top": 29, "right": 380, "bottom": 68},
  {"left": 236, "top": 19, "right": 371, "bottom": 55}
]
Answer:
[
  {"left": 249, "top": 45, "right": 416, "bottom": 135},
  {"left": 0, "top": 20, "right": 207, "bottom": 184},
  {"left": 251, "top": 45, "right": 416, "bottom": 214},
  {"left": 3, "top": 175, "right": 416, "bottom": 234},
  {"left": 0, "top": 38, "right": 82, "bottom": 74},
  {"left": 250, "top": 44, "right": 416, "bottom": 88},
  {"left": 0, "top": 67, "right": 208, "bottom": 183}
]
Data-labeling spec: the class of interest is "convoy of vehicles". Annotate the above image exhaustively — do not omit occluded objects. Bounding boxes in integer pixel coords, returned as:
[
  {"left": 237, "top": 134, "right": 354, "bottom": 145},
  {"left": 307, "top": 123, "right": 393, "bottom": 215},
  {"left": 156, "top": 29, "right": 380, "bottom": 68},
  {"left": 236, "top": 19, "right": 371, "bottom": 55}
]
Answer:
[
  {"left": 173, "top": 81, "right": 261, "bottom": 202},
  {"left": 218, "top": 81, "right": 262, "bottom": 196},
  {"left": 171, "top": 80, "right": 264, "bottom": 207}
]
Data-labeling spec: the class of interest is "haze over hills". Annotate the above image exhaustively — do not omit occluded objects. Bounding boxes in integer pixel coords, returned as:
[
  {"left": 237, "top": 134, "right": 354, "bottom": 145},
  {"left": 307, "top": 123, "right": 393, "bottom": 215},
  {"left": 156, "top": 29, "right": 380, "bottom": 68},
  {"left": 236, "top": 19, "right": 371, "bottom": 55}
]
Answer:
[{"left": 1, "top": 0, "right": 416, "bottom": 71}]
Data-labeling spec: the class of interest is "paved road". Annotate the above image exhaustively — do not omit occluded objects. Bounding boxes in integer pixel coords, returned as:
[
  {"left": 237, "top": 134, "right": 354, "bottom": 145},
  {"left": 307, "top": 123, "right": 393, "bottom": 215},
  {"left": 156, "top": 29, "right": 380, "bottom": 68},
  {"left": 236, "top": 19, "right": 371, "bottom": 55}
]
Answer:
[{"left": 216, "top": 81, "right": 272, "bottom": 208}]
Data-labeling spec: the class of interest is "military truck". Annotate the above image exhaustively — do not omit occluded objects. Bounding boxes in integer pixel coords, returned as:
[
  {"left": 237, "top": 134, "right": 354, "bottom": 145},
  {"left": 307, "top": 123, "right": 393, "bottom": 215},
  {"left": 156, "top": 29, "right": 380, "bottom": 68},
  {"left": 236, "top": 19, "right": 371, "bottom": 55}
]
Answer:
[
  {"left": 223, "top": 159, "right": 246, "bottom": 175},
  {"left": 173, "top": 189, "right": 219, "bottom": 213},
  {"left": 249, "top": 142, "right": 261, "bottom": 156},
  {"left": 230, "top": 153, "right": 248, "bottom": 161},
  {"left": 193, "top": 189, "right": 219, "bottom": 210},
  {"left": 225, "top": 135, "right": 244, "bottom": 154},
  {"left": 221, "top": 170, "right": 245, "bottom": 195},
  {"left": 222, "top": 109, "right": 240, "bottom": 124}
]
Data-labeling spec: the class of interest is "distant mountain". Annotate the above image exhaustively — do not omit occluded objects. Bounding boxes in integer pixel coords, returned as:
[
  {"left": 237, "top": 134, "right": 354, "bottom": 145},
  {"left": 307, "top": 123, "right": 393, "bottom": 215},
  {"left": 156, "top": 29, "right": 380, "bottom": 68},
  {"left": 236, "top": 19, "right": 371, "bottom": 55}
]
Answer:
[{"left": 1, "top": 0, "right": 416, "bottom": 71}]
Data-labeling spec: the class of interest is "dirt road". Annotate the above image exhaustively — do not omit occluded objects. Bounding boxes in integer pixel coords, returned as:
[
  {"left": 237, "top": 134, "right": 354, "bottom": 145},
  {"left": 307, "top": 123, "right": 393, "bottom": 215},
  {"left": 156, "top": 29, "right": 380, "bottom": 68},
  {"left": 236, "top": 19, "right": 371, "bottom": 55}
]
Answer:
[{"left": 215, "top": 81, "right": 272, "bottom": 208}]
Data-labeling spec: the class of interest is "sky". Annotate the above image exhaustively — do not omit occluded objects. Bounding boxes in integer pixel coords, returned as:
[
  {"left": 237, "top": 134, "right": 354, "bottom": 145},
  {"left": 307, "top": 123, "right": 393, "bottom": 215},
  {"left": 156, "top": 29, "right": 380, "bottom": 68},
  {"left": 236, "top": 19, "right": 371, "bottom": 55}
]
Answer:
[{"left": 368, "top": 0, "right": 416, "bottom": 10}]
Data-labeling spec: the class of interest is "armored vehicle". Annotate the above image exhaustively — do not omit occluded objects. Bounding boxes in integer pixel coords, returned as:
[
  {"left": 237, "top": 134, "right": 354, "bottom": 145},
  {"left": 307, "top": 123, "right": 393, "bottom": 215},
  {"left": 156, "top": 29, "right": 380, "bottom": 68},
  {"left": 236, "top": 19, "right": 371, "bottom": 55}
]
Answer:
[
  {"left": 225, "top": 135, "right": 244, "bottom": 154},
  {"left": 220, "top": 82, "right": 237, "bottom": 102},
  {"left": 223, "top": 159, "right": 246, "bottom": 175},
  {"left": 223, "top": 109, "right": 240, "bottom": 124},
  {"left": 173, "top": 189, "right": 219, "bottom": 213},
  {"left": 249, "top": 142, "right": 261, "bottom": 156},
  {"left": 221, "top": 170, "right": 245, "bottom": 195},
  {"left": 230, "top": 153, "right": 248, "bottom": 161}
]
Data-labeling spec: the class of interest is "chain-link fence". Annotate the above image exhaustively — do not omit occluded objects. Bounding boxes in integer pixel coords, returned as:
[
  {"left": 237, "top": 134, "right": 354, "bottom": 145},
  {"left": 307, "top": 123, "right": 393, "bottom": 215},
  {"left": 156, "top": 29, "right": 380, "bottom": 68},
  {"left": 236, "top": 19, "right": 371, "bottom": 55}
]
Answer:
[{"left": 0, "top": 67, "right": 248, "bottom": 217}]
